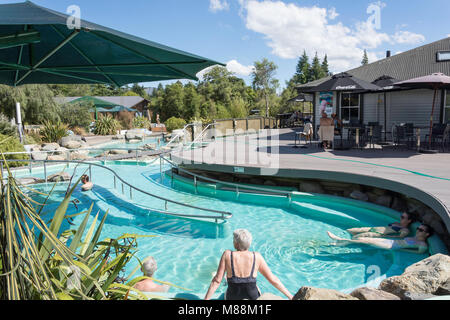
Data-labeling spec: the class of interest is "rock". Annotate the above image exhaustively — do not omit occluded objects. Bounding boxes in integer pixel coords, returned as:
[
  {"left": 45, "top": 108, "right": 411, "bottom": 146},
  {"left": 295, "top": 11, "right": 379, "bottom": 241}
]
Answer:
[
  {"left": 127, "top": 139, "right": 142, "bottom": 144},
  {"left": 125, "top": 131, "right": 144, "bottom": 141},
  {"left": 54, "top": 147, "right": 69, "bottom": 156},
  {"left": 113, "top": 134, "right": 125, "bottom": 140},
  {"left": 31, "top": 151, "right": 48, "bottom": 161},
  {"left": 263, "top": 179, "right": 277, "bottom": 186},
  {"left": 429, "top": 220, "right": 446, "bottom": 236},
  {"left": 391, "top": 197, "right": 407, "bottom": 212},
  {"left": 70, "top": 151, "right": 89, "bottom": 161},
  {"left": 299, "top": 182, "right": 324, "bottom": 194},
  {"left": 403, "top": 292, "right": 439, "bottom": 300},
  {"left": 293, "top": 287, "right": 358, "bottom": 300},
  {"left": 142, "top": 143, "right": 157, "bottom": 150},
  {"left": 375, "top": 194, "right": 392, "bottom": 207},
  {"left": 110, "top": 149, "right": 129, "bottom": 155},
  {"left": 47, "top": 155, "right": 66, "bottom": 161},
  {"left": 17, "top": 177, "right": 44, "bottom": 185},
  {"left": 436, "top": 279, "right": 450, "bottom": 295},
  {"left": 47, "top": 172, "right": 71, "bottom": 182},
  {"left": 59, "top": 135, "right": 82, "bottom": 147},
  {"left": 379, "top": 254, "right": 450, "bottom": 299},
  {"left": 257, "top": 293, "right": 285, "bottom": 300},
  {"left": 64, "top": 140, "right": 82, "bottom": 150},
  {"left": 30, "top": 146, "right": 42, "bottom": 152},
  {"left": 350, "top": 190, "right": 369, "bottom": 202},
  {"left": 366, "top": 192, "right": 378, "bottom": 203},
  {"left": 350, "top": 287, "right": 401, "bottom": 300},
  {"left": 41, "top": 143, "right": 60, "bottom": 152}
]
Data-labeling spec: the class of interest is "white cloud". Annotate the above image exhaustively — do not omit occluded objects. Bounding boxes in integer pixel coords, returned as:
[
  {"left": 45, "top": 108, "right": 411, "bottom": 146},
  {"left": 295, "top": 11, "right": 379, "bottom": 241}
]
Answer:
[
  {"left": 392, "top": 31, "right": 426, "bottom": 44},
  {"left": 226, "top": 60, "right": 255, "bottom": 76},
  {"left": 241, "top": 1, "right": 425, "bottom": 72},
  {"left": 209, "top": 0, "right": 229, "bottom": 12}
]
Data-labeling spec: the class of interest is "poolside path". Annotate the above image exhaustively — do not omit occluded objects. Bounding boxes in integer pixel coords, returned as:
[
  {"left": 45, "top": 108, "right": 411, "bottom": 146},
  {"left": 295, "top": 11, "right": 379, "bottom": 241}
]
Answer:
[{"left": 171, "top": 128, "right": 450, "bottom": 231}]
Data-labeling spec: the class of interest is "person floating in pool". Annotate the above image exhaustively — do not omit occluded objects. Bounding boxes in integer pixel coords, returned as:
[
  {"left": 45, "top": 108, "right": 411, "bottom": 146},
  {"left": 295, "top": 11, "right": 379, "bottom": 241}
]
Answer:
[
  {"left": 134, "top": 256, "right": 170, "bottom": 293},
  {"left": 327, "top": 224, "right": 433, "bottom": 254},
  {"left": 81, "top": 174, "right": 93, "bottom": 192},
  {"left": 347, "top": 212, "right": 414, "bottom": 239},
  {"left": 204, "top": 229, "right": 293, "bottom": 300}
]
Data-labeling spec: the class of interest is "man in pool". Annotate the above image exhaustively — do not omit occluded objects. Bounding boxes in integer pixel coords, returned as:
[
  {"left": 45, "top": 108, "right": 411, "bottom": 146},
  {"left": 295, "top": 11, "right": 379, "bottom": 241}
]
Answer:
[
  {"left": 347, "top": 212, "right": 414, "bottom": 239},
  {"left": 327, "top": 224, "right": 433, "bottom": 254},
  {"left": 134, "top": 256, "right": 170, "bottom": 293},
  {"left": 81, "top": 175, "right": 93, "bottom": 192}
]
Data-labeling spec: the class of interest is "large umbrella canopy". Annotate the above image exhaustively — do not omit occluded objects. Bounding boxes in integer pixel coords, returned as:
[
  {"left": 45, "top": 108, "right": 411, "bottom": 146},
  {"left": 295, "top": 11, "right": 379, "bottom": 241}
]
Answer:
[
  {"left": 287, "top": 93, "right": 314, "bottom": 103},
  {"left": 395, "top": 73, "right": 450, "bottom": 148},
  {"left": 372, "top": 75, "right": 407, "bottom": 91},
  {"left": 0, "top": 1, "right": 224, "bottom": 87},
  {"left": 308, "top": 72, "right": 381, "bottom": 92}
]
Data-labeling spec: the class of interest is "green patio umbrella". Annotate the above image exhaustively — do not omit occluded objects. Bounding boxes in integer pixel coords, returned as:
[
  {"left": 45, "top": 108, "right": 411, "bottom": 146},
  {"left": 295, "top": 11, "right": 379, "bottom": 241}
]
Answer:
[
  {"left": 0, "top": 1, "right": 223, "bottom": 141},
  {"left": 0, "top": 1, "right": 224, "bottom": 86}
]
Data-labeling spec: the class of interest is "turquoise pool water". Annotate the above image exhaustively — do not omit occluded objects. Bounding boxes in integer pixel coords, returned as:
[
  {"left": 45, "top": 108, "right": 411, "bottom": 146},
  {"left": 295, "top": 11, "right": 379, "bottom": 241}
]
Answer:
[{"left": 21, "top": 162, "right": 430, "bottom": 298}]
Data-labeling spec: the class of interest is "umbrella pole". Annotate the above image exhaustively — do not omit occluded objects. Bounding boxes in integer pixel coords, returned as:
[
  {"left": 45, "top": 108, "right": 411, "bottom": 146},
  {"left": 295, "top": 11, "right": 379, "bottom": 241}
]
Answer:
[
  {"left": 384, "top": 92, "right": 387, "bottom": 142},
  {"left": 428, "top": 88, "right": 438, "bottom": 148}
]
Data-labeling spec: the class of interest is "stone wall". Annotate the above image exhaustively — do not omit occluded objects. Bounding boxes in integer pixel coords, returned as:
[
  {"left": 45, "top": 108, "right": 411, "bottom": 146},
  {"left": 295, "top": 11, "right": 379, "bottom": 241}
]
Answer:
[{"left": 179, "top": 168, "right": 450, "bottom": 251}]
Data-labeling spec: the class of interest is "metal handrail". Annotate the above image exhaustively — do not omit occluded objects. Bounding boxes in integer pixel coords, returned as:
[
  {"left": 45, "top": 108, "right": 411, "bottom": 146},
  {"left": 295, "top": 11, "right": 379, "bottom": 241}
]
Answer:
[
  {"left": 0, "top": 159, "right": 232, "bottom": 222},
  {"left": 159, "top": 155, "right": 294, "bottom": 200},
  {"left": 164, "top": 123, "right": 194, "bottom": 149},
  {"left": 185, "top": 123, "right": 216, "bottom": 150}
]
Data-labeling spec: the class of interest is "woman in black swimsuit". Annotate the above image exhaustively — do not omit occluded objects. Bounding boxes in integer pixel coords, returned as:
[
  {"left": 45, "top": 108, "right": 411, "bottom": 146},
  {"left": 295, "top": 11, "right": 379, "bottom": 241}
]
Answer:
[
  {"left": 204, "top": 229, "right": 293, "bottom": 300},
  {"left": 347, "top": 212, "right": 414, "bottom": 239}
]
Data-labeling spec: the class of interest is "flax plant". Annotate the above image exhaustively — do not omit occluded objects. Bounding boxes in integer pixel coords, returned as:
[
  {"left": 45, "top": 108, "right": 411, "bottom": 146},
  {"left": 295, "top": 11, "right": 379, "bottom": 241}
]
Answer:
[{"left": 0, "top": 152, "right": 165, "bottom": 300}]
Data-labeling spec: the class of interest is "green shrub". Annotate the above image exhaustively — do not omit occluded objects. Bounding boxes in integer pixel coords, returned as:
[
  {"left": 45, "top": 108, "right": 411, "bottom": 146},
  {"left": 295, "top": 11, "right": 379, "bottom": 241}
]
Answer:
[
  {"left": 94, "top": 115, "right": 121, "bottom": 135},
  {"left": 59, "top": 102, "right": 92, "bottom": 131},
  {"left": 41, "top": 120, "right": 69, "bottom": 143},
  {"left": 165, "top": 117, "right": 187, "bottom": 132},
  {"left": 0, "top": 134, "right": 27, "bottom": 167},
  {"left": 132, "top": 116, "right": 150, "bottom": 129},
  {"left": 0, "top": 114, "right": 17, "bottom": 136}
]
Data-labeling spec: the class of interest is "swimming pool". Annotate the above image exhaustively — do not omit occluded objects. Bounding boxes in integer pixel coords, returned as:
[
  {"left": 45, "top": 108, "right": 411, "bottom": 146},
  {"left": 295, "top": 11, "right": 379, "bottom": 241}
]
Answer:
[
  {"left": 20, "top": 161, "right": 435, "bottom": 298},
  {"left": 87, "top": 136, "right": 166, "bottom": 157}
]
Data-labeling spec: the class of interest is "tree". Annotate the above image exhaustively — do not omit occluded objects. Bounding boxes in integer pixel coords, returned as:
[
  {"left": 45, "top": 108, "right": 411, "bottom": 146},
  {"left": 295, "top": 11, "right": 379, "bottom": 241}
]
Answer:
[
  {"left": 362, "top": 49, "right": 369, "bottom": 65},
  {"left": 251, "top": 59, "right": 278, "bottom": 117},
  {"left": 293, "top": 50, "right": 311, "bottom": 85},
  {"left": 310, "top": 52, "right": 326, "bottom": 81},
  {"left": 321, "top": 54, "right": 331, "bottom": 76}
]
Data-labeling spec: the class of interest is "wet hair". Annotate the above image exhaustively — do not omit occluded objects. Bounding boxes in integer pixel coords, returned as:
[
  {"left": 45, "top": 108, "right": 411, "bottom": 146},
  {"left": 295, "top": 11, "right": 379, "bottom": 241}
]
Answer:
[
  {"left": 141, "top": 256, "right": 157, "bottom": 277},
  {"left": 81, "top": 175, "right": 89, "bottom": 182},
  {"left": 421, "top": 224, "right": 434, "bottom": 238},
  {"left": 233, "top": 229, "right": 252, "bottom": 251},
  {"left": 403, "top": 212, "right": 415, "bottom": 225}
]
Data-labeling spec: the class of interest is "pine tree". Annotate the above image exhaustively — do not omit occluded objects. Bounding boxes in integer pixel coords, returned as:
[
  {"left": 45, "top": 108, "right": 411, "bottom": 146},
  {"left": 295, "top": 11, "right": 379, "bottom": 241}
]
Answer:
[
  {"left": 311, "top": 52, "right": 325, "bottom": 81},
  {"left": 293, "top": 50, "right": 311, "bottom": 84},
  {"left": 321, "top": 54, "right": 331, "bottom": 76},
  {"left": 362, "top": 49, "right": 369, "bottom": 65}
]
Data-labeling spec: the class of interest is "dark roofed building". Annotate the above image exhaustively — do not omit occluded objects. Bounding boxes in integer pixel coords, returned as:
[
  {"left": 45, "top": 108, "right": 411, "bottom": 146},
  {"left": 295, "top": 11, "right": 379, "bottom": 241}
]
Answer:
[{"left": 296, "top": 37, "right": 450, "bottom": 138}]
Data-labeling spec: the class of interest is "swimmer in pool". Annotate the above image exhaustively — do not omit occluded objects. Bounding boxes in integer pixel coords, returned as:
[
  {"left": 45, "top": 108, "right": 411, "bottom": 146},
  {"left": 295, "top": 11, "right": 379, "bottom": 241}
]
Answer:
[
  {"left": 81, "top": 174, "right": 93, "bottom": 192},
  {"left": 347, "top": 212, "right": 414, "bottom": 239},
  {"left": 327, "top": 224, "right": 433, "bottom": 254}
]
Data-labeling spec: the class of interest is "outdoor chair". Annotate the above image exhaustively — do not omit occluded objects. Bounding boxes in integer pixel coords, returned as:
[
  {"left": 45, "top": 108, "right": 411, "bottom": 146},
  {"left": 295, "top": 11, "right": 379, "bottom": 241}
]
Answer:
[
  {"left": 404, "top": 123, "right": 415, "bottom": 148},
  {"left": 367, "top": 125, "right": 383, "bottom": 149},
  {"left": 393, "top": 124, "right": 408, "bottom": 149},
  {"left": 425, "top": 123, "right": 447, "bottom": 149},
  {"left": 442, "top": 124, "right": 450, "bottom": 152}
]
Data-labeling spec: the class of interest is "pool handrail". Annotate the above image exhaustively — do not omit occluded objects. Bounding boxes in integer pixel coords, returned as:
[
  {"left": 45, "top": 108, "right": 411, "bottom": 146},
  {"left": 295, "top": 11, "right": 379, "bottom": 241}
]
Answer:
[
  {"left": 159, "top": 155, "right": 294, "bottom": 201},
  {"left": 0, "top": 158, "right": 233, "bottom": 223}
]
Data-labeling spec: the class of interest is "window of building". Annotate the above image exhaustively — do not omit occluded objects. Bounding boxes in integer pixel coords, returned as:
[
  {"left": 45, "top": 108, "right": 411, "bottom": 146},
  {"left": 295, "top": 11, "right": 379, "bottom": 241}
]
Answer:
[
  {"left": 445, "top": 90, "right": 450, "bottom": 124},
  {"left": 340, "top": 93, "right": 360, "bottom": 123},
  {"left": 437, "top": 51, "right": 450, "bottom": 62}
]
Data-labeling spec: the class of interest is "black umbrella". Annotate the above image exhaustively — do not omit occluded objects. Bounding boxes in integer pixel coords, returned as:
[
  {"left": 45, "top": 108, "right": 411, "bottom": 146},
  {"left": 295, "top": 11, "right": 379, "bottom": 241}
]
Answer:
[{"left": 310, "top": 72, "right": 381, "bottom": 92}]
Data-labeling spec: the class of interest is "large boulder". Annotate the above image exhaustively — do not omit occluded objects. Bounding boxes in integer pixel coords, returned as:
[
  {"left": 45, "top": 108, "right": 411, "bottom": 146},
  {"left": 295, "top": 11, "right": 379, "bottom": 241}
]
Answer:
[
  {"left": 41, "top": 143, "right": 60, "bottom": 152},
  {"left": 379, "top": 254, "right": 450, "bottom": 299},
  {"left": 70, "top": 150, "right": 89, "bottom": 161},
  {"left": 350, "top": 190, "right": 369, "bottom": 202},
  {"left": 142, "top": 143, "right": 157, "bottom": 151},
  {"left": 293, "top": 287, "right": 358, "bottom": 300},
  {"left": 54, "top": 147, "right": 69, "bottom": 156},
  {"left": 299, "top": 182, "right": 324, "bottom": 194},
  {"left": 31, "top": 151, "right": 48, "bottom": 161},
  {"left": 47, "top": 155, "right": 66, "bottom": 161},
  {"left": 125, "top": 130, "right": 144, "bottom": 141},
  {"left": 109, "top": 149, "right": 129, "bottom": 155},
  {"left": 64, "top": 140, "right": 82, "bottom": 150},
  {"left": 47, "top": 172, "right": 71, "bottom": 182},
  {"left": 59, "top": 135, "right": 82, "bottom": 147},
  {"left": 112, "top": 134, "right": 125, "bottom": 140},
  {"left": 350, "top": 287, "right": 401, "bottom": 300},
  {"left": 17, "top": 177, "right": 44, "bottom": 185}
]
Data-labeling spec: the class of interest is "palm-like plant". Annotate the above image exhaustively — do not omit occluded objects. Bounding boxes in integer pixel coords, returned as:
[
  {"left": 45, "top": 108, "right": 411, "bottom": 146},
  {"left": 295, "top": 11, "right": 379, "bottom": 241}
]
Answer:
[
  {"left": 94, "top": 115, "right": 121, "bottom": 136},
  {"left": 0, "top": 154, "right": 176, "bottom": 300},
  {"left": 40, "top": 120, "right": 69, "bottom": 143}
]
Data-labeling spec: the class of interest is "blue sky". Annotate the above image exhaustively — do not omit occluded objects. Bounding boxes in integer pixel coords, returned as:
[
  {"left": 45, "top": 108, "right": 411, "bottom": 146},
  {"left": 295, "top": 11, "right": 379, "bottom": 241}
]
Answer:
[{"left": 3, "top": 0, "right": 450, "bottom": 90}]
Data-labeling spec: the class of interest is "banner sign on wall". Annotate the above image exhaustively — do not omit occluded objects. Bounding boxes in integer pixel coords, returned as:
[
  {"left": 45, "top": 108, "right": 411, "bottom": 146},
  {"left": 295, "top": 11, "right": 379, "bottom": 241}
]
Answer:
[{"left": 319, "top": 92, "right": 333, "bottom": 116}]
